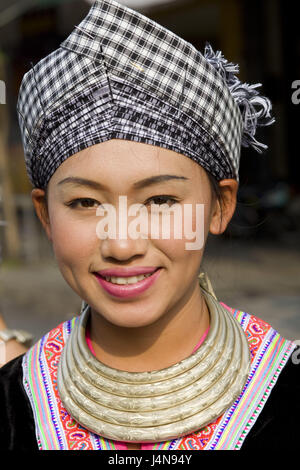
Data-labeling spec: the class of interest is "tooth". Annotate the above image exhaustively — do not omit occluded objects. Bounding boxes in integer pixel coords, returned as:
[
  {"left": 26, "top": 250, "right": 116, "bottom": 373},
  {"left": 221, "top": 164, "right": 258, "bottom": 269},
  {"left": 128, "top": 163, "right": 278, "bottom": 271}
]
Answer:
[
  {"left": 103, "top": 272, "right": 154, "bottom": 285},
  {"left": 111, "top": 276, "right": 127, "bottom": 284}
]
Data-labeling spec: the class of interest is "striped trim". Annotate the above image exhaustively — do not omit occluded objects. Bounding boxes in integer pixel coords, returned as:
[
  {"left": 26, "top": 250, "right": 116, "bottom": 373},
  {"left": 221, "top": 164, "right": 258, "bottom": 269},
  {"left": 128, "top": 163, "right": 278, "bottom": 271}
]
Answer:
[
  {"left": 99, "top": 437, "right": 117, "bottom": 450},
  {"left": 23, "top": 335, "right": 60, "bottom": 449},
  {"left": 151, "top": 441, "right": 173, "bottom": 450}
]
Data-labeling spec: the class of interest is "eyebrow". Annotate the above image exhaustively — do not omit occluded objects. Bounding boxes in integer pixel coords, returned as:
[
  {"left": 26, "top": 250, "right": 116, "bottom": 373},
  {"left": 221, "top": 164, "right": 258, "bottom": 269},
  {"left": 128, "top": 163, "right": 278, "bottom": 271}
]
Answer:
[{"left": 57, "top": 175, "right": 189, "bottom": 190}]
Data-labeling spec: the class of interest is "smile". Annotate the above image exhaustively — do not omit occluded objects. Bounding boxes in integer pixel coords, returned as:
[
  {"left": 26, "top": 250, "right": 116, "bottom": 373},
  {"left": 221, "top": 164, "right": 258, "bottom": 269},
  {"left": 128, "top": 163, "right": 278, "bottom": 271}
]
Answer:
[
  {"left": 101, "top": 273, "right": 153, "bottom": 285},
  {"left": 93, "top": 268, "right": 162, "bottom": 298}
]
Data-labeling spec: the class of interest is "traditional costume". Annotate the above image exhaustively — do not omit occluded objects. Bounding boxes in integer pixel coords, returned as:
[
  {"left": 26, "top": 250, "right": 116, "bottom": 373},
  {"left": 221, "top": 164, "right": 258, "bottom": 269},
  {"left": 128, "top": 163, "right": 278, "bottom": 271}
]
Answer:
[
  {"left": 0, "top": 276, "right": 299, "bottom": 450},
  {"left": 0, "top": 0, "right": 299, "bottom": 450}
]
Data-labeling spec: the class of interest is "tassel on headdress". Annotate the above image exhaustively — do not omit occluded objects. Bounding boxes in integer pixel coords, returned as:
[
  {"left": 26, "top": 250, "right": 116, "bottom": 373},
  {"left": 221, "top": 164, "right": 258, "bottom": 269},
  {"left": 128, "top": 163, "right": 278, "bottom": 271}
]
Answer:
[{"left": 204, "top": 43, "right": 275, "bottom": 153}]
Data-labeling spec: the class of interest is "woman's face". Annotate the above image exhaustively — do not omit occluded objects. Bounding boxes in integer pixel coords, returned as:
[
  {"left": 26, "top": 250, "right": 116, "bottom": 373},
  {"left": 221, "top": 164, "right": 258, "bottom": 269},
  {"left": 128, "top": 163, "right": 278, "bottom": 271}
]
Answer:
[{"left": 32, "top": 140, "right": 236, "bottom": 328}]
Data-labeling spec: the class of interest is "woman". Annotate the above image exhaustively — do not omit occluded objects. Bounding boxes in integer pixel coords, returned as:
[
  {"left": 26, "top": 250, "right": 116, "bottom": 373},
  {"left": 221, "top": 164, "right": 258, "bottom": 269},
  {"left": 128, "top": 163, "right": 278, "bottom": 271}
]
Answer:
[{"left": 0, "top": 0, "right": 299, "bottom": 451}]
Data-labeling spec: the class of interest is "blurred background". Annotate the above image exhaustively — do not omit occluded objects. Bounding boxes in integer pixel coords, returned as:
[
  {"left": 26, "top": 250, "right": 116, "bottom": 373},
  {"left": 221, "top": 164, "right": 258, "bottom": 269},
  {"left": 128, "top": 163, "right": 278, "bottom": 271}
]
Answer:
[{"left": 0, "top": 0, "right": 299, "bottom": 341}]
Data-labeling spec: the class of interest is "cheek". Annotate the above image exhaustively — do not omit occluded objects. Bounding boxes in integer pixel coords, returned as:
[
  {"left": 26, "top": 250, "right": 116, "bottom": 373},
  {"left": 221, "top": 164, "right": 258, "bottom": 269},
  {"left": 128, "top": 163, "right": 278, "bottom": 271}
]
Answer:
[
  {"left": 49, "top": 210, "right": 98, "bottom": 268},
  {"left": 157, "top": 238, "right": 203, "bottom": 271},
  {"left": 154, "top": 204, "right": 210, "bottom": 267}
]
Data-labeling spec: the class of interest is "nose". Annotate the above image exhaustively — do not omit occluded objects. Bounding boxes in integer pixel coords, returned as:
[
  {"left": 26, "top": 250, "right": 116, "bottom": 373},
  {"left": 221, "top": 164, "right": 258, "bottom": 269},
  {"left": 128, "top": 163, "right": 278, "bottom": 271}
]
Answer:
[
  {"left": 97, "top": 199, "right": 150, "bottom": 261},
  {"left": 100, "top": 236, "right": 149, "bottom": 261}
]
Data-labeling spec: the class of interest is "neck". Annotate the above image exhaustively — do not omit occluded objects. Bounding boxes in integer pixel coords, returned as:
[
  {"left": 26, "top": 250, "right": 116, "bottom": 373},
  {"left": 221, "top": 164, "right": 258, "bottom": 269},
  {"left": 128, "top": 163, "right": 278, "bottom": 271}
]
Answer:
[{"left": 89, "top": 281, "right": 210, "bottom": 372}]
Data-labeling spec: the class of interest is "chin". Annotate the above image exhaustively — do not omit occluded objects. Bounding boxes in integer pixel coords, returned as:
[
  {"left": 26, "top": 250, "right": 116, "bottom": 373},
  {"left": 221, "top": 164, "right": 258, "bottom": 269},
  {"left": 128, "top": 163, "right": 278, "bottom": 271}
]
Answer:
[{"left": 105, "top": 312, "right": 162, "bottom": 329}]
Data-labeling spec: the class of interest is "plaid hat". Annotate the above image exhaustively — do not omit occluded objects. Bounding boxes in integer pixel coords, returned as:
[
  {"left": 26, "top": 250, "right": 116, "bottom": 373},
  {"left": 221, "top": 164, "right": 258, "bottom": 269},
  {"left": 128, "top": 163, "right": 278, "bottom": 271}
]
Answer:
[{"left": 17, "top": 0, "right": 274, "bottom": 190}]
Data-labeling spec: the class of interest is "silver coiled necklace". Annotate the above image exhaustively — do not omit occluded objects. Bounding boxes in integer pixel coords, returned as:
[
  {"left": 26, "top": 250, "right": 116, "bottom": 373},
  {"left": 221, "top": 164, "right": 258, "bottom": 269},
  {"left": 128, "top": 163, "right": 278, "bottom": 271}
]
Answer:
[{"left": 58, "top": 277, "right": 250, "bottom": 443}]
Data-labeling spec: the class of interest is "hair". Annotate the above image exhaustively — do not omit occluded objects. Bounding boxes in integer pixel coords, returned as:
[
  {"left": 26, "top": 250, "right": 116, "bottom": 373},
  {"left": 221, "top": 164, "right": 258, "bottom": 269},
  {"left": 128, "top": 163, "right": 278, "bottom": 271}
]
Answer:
[
  {"left": 44, "top": 185, "right": 49, "bottom": 205},
  {"left": 207, "top": 172, "right": 222, "bottom": 203},
  {"left": 207, "top": 172, "right": 225, "bottom": 230}
]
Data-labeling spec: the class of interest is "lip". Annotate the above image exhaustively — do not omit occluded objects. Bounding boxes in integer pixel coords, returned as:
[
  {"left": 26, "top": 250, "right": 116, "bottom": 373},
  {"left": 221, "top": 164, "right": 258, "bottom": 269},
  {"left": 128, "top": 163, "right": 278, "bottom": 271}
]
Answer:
[{"left": 93, "top": 268, "right": 162, "bottom": 298}]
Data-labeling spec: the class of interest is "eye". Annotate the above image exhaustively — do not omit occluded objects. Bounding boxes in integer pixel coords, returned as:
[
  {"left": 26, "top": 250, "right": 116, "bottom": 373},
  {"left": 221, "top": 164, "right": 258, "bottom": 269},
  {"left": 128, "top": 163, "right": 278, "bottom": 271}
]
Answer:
[
  {"left": 146, "top": 196, "right": 179, "bottom": 207},
  {"left": 66, "top": 198, "right": 100, "bottom": 209}
]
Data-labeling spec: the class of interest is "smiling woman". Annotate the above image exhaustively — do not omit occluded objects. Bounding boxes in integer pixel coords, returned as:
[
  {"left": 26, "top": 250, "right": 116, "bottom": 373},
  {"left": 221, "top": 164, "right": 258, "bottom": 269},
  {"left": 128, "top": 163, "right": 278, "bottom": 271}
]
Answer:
[
  {"left": 32, "top": 141, "right": 219, "bottom": 354},
  {"left": 0, "top": 0, "right": 299, "bottom": 452}
]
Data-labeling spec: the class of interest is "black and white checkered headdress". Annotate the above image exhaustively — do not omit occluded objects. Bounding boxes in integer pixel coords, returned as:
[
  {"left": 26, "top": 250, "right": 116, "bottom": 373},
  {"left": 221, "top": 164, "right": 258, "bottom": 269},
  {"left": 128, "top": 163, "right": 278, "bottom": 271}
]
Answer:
[{"left": 17, "top": 0, "right": 274, "bottom": 190}]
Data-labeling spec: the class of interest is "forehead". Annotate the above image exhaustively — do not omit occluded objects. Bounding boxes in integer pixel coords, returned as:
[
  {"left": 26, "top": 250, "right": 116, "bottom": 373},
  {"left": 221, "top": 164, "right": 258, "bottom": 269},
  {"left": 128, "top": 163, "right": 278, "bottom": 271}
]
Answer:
[{"left": 48, "top": 139, "right": 208, "bottom": 191}]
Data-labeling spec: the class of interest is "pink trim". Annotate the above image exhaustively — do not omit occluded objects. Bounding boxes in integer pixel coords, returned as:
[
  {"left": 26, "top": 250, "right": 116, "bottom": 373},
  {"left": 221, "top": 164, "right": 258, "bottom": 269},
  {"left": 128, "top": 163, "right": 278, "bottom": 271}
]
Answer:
[
  {"left": 85, "top": 325, "right": 96, "bottom": 355},
  {"left": 192, "top": 326, "right": 210, "bottom": 352},
  {"left": 219, "top": 302, "right": 232, "bottom": 313},
  {"left": 85, "top": 323, "right": 210, "bottom": 450},
  {"left": 114, "top": 441, "right": 128, "bottom": 450}
]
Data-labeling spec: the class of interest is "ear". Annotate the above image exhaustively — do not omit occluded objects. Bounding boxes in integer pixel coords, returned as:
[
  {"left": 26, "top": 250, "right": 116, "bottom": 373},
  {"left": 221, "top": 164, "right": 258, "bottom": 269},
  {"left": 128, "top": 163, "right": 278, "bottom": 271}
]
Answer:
[
  {"left": 209, "top": 179, "right": 238, "bottom": 235},
  {"left": 31, "top": 188, "right": 52, "bottom": 241}
]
